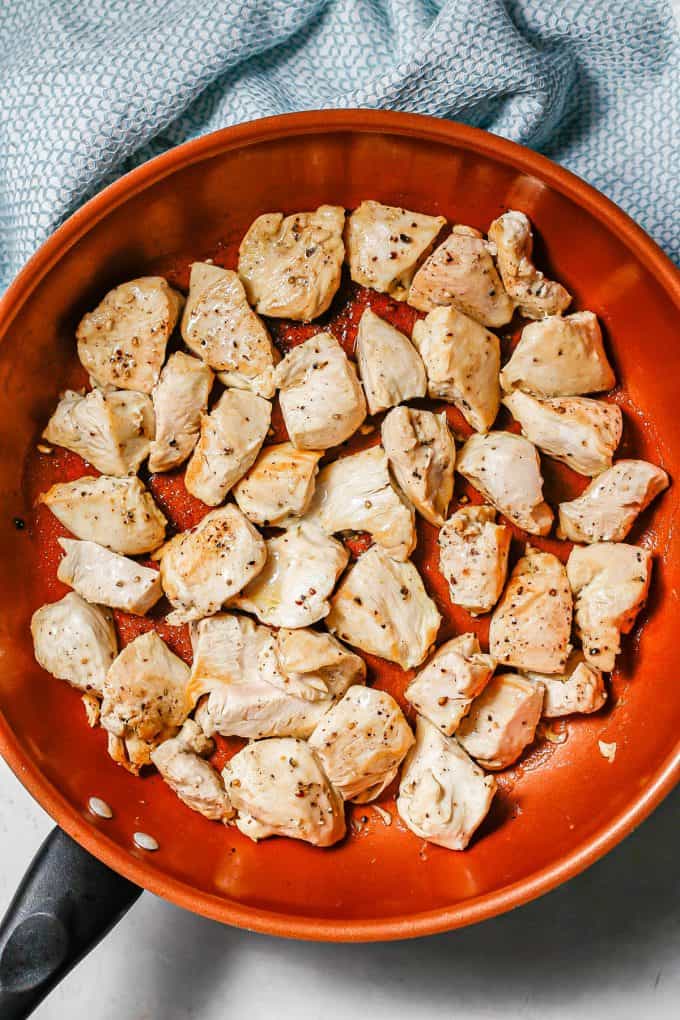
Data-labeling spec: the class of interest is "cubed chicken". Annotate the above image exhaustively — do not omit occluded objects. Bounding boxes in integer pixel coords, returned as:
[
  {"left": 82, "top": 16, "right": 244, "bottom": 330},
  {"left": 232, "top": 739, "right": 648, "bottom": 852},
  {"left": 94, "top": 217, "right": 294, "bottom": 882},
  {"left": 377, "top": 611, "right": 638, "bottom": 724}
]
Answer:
[
  {"left": 232, "top": 442, "right": 322, "bottom": 526},
  {"left": 355, "top": 307, "right": 427, "bottom": 414},
  {"left": 274, "top": 332, "right": 367, "bottom": 449},
  {"left": 150, "top": 719, "right": 234, "bottom": 822},
  {"left": 326, "top": 544, "right": 441, "bottom": 670},
  {"left": 456, "top": 431, "right": 553, "bottom": 535},
  {"left": 184, "top": 389, "right": 271, "bottom": 506},
  {"left": 397, "top": 716, "right": 497, "bottom": 850},
  {"left": 438, "top": 505, "right": 511, "bottom": 615},
  {"left": 76, "top": 277, "right": 183, "bottom": 393},
  {"left": 57, "top": 538, "right": 162, "bottom": 615},
  {"left": 181, "top": 262, "right": 278, "bottom": 398},
  {"left": 500, "top": 312, "right": 615, "bottom": 397},
  {"left": 148, "top": 352, "right": 214, "bottom": 473},
  {"left": 457, "top": 673, "right": 545, "bottom": 770},
  {"left": 503, "top": 390, "right": 622, "bottom": 477},
  {"left": 526, "top": 651, "right": 606, "bottom": 718},
  {"left": 405, "top": 633, "right": 495, "bottom": 735},
  {"left": 31, "top": 591, "right": 117, "bottom": 694},
  {"left": 39, "top": 475, "right": 167, "bottom": 555},
  {"left": 567, "top": 542, "right": 652, "bottom": 671},
  {"left": 223, "top": 737, "right": 346, "bottom": 845},
  {"left": 557, "top": 459, "right": 670, "bottom": 543},
  {"left": 411, "top": 305, "right": 501, "bottom": 432},
  {"left": 345, "top": 200, "right": 446, "bottom": 298},
  {"left": 381, "top": 406, "right": 455, "bottom": 526},
  {"left": 490, "top": 546, "right": 572, "bottom": 674},
  {"left": 309, "top": 686, "right": 414, "bottom": 803},
  {"left": 238, "top": 205, "right": 345, "bottom": 321},
  {"left": 488, "top": 210, "right": 571, "bottom": 319}
]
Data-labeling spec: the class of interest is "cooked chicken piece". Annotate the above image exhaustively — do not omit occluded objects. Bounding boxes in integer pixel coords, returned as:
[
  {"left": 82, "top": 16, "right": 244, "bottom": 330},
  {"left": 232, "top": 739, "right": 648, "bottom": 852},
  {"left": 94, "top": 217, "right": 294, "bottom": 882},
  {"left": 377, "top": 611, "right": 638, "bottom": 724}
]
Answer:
[
  {"left": 148, "top": 352, "right": 213, "bottom": 473},
  {"left": 31, "top": 591, "right": 117, "bottom": 694},
  {"left": 408, "top": 227, "right": 514, "bottom": 327},
  {"left": 150, "top": 720, "right": 234, "bottom": 822},
  {"left": 457, "top": 673, "right": 545, "bottom": 769},
  {"left": 345, "top": 200, "right": 446, "bottom": 298},
  {"left": 232, "top": 443, "right": 322, "bottom": 526},
  {"left": 57, "top": 538, "right": 162, "bottom": 615},
  {"left": 223, "top": 737, "right": 346, "bottom": 845},
  {"left": 397, "top": 716, "right": 496, "bottom": 850},
  {"left": 189, "top": 613, "right": 365, "bottom": 739},
  {"left": 181, "top": 262, "right": 278, "bottom": 398},
  {"left": 411, "top": 306, "right": 501, "bottom": 432},
  {"left": 274, "top": 332, "right": 366, "bottom": 449},
  {"left": 302, "top": 445, "right": 415, "bottom": 561},
  {"left": 456, "top": 432, "right": 553, "bottom": 535},
  {"left": 438, "top": 506, "right": 511, "bottom": 614},
  {"left": 238, "top": 205, "right": 345, "bottom": 321},
  {"left": 557, "top": 460, "right": 670, "bottom": 543},
  {"left": 39, "top": 475, "right": 167, "bottom": 555},
  {"left": 184, "top": 389, "right": 271, "bottom": 506},
  {"left": 500, "top": 312, "right": 615, "bottom": 397},
  {"left": 309, "top": 686, "right": 414, "bottom": 803},
  {"left": 101, "top": 630, "right": 191, "bottom": 773},
  {"left": 405, "top": 633, "right": 495, "bottom": 735},
  {"left": 488, "top": 210, "right": 571, "bottom": 319},
  {"left": 155, "top": 505, "right": 266, "bottom": 625},
  {"left": 567, "top": 542, "right": 652, "bottom": 671},
  {"left": 490, "top": 546, "right": 572, "bottom": 674},
  {"left": 326, "top": 544, "right": 441, "bottom": 670},
  {"left": 230, "top": 522, "right": 348, "bottom": 628},
  {"left": 355, "top": 307, "right": 427, "bottom": 414},
  {"left": 43, "top": 387, "right": 155, "bottom": 477},
  {"left": 76, "top": 277, "right": 183, "bottom": 393},
  {"left": 526, "top": 651, "right": 606, "bottom": 718},
  {"left": 503, "top": 390, "right": 622, "bottom": 477},
  {"left": 381, "top": 406, "right": 455, "bottom": 526}
]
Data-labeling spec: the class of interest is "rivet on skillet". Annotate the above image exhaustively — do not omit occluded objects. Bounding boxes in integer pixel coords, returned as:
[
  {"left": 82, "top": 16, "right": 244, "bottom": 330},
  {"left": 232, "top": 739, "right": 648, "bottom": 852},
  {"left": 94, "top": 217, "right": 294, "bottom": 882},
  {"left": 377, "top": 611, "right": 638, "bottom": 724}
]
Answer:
[
  {"left": 133, "top": 831, "right": 159, "bottom": 851},
  {"left": 88, "top": 796, "right": 113, "bottom": 819}
]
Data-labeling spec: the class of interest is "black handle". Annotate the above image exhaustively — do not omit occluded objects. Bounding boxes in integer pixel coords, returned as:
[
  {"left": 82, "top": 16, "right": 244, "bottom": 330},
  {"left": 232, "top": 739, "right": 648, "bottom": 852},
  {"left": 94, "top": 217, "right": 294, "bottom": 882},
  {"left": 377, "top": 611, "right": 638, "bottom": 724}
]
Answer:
[{"left": 0, "top": 826, "right": 142, "bottom": 1019}]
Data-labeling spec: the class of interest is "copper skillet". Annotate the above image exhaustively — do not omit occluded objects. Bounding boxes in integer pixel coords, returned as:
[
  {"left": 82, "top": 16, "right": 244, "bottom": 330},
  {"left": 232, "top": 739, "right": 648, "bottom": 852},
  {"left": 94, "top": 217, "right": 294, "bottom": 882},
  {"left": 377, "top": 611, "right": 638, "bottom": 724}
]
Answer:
[{"left": 0, "top": 111, "right": 679, "bottom": 1017}]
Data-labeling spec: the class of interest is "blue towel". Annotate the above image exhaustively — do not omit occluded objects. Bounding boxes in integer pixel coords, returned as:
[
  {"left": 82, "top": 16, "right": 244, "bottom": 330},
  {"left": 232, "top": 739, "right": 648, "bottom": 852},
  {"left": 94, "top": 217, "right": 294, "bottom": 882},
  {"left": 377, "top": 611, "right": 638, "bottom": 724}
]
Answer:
[{"left": 1, "top": 0, "right": 678, "bottom": 288}]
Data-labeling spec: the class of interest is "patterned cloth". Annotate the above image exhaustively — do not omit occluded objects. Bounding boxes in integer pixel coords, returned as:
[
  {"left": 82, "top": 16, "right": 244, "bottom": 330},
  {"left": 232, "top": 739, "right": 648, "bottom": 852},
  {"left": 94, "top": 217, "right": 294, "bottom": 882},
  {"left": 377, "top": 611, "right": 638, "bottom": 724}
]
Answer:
[{"left": 1, "top": 0, "right": 678, "bottom": 288}]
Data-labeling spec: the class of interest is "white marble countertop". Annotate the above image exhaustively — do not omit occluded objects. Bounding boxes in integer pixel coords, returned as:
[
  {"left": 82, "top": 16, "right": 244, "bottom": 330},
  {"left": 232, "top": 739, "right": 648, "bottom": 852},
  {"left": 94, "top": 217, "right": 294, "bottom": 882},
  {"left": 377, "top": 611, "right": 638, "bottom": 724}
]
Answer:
[{"left": 1, "top": 757, "right": 678, "bottom": 1020}]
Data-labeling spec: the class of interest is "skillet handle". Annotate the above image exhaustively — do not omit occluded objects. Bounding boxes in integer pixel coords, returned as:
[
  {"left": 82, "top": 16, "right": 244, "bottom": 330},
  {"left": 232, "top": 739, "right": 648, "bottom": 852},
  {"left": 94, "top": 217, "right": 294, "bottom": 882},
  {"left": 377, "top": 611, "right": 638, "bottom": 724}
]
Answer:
[{"left": 0, "top": 826, "right": 142, "bottom": 1019}]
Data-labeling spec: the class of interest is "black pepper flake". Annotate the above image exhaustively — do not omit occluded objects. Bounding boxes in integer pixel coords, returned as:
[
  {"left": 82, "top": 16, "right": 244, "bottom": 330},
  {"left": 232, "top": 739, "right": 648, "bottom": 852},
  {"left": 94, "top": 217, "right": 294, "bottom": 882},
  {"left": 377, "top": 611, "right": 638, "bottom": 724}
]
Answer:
[{"left": 13, "top": 517, "right": 25, "bottom": 530}]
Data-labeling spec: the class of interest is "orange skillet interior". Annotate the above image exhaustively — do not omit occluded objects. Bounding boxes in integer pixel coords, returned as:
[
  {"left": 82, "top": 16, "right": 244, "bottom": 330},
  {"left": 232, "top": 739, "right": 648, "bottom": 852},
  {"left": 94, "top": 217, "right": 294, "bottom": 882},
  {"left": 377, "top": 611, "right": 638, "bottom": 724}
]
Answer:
[{"left": 0, "top": 115, "right": 679, "bottom": 940}]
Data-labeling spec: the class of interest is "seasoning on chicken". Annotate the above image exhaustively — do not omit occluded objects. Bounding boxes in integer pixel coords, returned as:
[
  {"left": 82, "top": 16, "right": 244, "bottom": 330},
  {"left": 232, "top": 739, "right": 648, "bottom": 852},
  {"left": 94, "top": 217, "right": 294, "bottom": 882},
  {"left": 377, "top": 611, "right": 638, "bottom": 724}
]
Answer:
[
  {"left": 557, "top": 459, "right": 670, "bottom": 543},
  {"left": 408, "top": 226, "right": 514, "bottom": 327},
  {"left": 101, "top": 630, "right": 191, "bottom": 774},
  {"left": 526, "top": 651, "right": 606, "bottom": 718},
  {"left": 411, "top": 305, "right": 501, "bottom": 432},
  {"left": 309, "top": 686, "right": 414, "bottom": 803},
  {"left": 500, "top": 312, "right": 615, "bottom": 397},
  {"left": 39, "top": 475, "right": 167, "bottom": 555},
  {"left": 567, "top": 542, "right": 652, "bottom": 671},
  {"left": 184, "top": 389, "right": 271, "bottom": 506},
  {"left": 43, "top": 388, "right": 155, "bottom": 477},
  {"left": 345, "top": 200, "right": 446, "bottom": 298},
  {"left": 301, "top": 445, "right": 416, "bottom": 561},
  {"left": 148, "top": 352, "right": 214, "bottom": 473},
  {"left": 181, "top": 262, "right": 278, "bottom": 398},
  {"left": 232, "top": 442, "right": 322, "bottom": 526},
  {"left": 223, "top": 737, "right": 346, "bottom": 845},
  {"left": 238, "top": 205, "right": 345, "bottom": 321},
  {"left": 326, "top": 544, "right": 441, "bottom": 670},
  {"left": 488, "top": 210, "right": 571, "bottom": 319},
  {"left": 57, "top": 538, "right": 162, "bottom": 615},
  {"left": 457, "top": 673, "right": 545, "bottom": 770},
  {"left": 354, "top": 307, "right": 427, "bottom": 414},
  {"left": 438, "top": 506, "right": 511, "bottom": 615},
  {"left": 155, "top": 505, "right": 266, "bottom": 625},
  {"left": 31, "top": 591, "right": 117, "bottom": 695},
  {"left": 274, "top": 332, "right": 367, "bottom": 449},
  {"left": 150, "top": 720, "right": 234, "bottom": 823},
  {"left": 397, "top": 716, "right": 496, "bottom": 850},
  {"left": 189, "top": 614, "right": 365, "bottom": 740},
  {"left": 405, "top": 633, "right": 495, "bottom": 735},
  {"left": 381, "top": 406, "right": 455, "bottom": 526},
  {"left": 76, "top": 277, "right": 183, "bottom": 393},
  {"left": 456, "top": 431, "right": 553, "bottom": 535},
  {"left": 503, "top": 389, "right": 622, "bottom": 477},
  {"left": 490, "top": 546, "right": 572, "bottom": 674}
]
